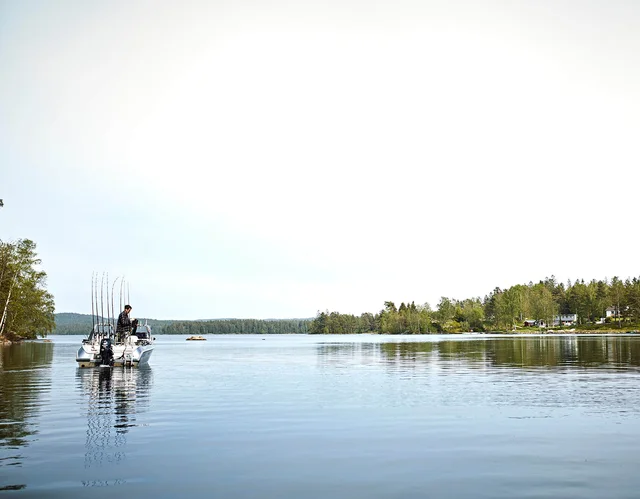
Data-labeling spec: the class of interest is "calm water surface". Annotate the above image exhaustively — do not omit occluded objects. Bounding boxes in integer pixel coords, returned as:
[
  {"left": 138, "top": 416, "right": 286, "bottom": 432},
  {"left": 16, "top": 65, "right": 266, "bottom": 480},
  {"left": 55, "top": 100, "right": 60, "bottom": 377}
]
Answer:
[{"left": 2, "top": 334, "right": 640, "bottom": 498}]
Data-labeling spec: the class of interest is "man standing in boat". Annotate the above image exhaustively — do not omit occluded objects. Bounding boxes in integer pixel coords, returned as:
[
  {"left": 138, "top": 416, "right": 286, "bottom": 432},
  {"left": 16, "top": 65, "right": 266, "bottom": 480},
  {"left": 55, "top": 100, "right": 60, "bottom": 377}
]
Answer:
[{"left": 116, "top": 305, "right": 133, "bottom": 342}]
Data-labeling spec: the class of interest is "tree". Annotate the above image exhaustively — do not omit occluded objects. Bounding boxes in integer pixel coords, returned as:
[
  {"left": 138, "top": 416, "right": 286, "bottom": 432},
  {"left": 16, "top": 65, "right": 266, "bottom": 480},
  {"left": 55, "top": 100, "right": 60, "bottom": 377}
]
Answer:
[
  {"left": 543, "top": 275, "right": 567, "bottom": 314},
  {"left": 566, "top": 279, "right": 594, "bottom": 324},
  {"left": 610, "top": 277, "right": 625, "bottom": 328},
  {"left": 494, "top": 288, "right": 519, "bottom": 330},
  {"left": 459, "top": 298, "right": 485, "bottom": 331},
  {"left": 529, "top": 283, "right": 557, "bottom": 327},
  {"left": 379, "top": 301, "right": 403, "bottom": 334},
  {"left": 359, "top": 312, "right": 376, "bottom": 333},
  {"left": 0, "top": 239, "right": 55, "bottom": 340},
  {"left": 483, "top": 288, "right": 502, "bottom": 325},
  {"left": 594, "top": 279, "right": 609, "bottom": 321},
  {"left": 309, "top": 311, "right": 329, "bottom": 334},
  {"left": 626, "top": 278, "right": 640, "bottom": 323},
  {"left": 401, "top": 301, "right": 422, "bottom": 334},
  {"left": 436, "top": 297, "right": 455, "bottom": 324}
]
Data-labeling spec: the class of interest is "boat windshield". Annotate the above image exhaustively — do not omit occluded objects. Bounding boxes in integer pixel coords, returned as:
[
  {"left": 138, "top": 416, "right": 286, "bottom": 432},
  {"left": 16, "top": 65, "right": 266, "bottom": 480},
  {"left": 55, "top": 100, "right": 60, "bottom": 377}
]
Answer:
[{"left": 134, "top": 326, "right": 152, "bottom": 339}]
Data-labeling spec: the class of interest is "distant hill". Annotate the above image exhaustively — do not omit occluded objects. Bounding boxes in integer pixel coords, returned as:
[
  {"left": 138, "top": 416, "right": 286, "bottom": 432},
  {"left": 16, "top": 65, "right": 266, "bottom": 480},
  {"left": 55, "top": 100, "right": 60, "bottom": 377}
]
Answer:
[
  {"left": 54, "top": 313, "right": 175, "bottom": 335},
  {"left": 54, "top": 313, "right": 94, "bottom": 335},
  {"left": 54, "top": 313, "right": 311, "bottom": 335}
]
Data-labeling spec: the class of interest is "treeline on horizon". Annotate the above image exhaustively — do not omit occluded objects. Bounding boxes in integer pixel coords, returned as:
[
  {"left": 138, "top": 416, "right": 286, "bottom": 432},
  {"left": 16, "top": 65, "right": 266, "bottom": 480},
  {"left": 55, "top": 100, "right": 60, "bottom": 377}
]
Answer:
[
  {"left": 38, "top": 274, "right": 640, "bottom": 336},
  {"left": 53, "top": 313, "right": 310, "bottom": 335},
  {"left": 162, "top": 319, "right": 309, "bottom": 335},
  {"left": 309, "top": 276, "right": 640, "bottom": 334}
]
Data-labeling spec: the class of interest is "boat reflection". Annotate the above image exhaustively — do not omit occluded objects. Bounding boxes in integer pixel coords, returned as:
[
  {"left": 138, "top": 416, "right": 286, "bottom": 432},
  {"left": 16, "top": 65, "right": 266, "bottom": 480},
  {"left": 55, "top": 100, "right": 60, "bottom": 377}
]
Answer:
[{"left": 76, "top": 366, "right": 153, "bottom": 478}]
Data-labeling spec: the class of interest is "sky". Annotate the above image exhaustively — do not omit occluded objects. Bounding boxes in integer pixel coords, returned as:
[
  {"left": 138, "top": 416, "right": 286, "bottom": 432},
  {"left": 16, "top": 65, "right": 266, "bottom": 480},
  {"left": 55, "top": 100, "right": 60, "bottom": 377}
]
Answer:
[{"left": 1, "top": 0, "right": 639, "bottom": 320}]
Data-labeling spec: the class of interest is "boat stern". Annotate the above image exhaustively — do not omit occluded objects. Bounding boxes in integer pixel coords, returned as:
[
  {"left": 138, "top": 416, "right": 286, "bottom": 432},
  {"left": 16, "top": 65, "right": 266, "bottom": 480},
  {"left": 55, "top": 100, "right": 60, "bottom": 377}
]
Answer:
[{"left": 76, "top": 344, "right": 98, "bottom": 368}]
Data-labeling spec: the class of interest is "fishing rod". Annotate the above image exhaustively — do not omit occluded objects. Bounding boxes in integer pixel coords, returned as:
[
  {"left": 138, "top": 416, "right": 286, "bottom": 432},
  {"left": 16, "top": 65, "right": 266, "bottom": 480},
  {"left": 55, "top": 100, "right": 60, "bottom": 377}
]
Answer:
[
  {"left": 93, "top": 273, "right": 97, "bottom": 333},
  {"left": 111, "top": 276, "right": 120, "bottom": 337},
  {"left": 91, "top": 272, "right": 95, "bottom": 335},
  {"left": 107, "top": 273, "right": 111, "bottom": 333},
  {"left": 100, "top": 273, "right": 105, "bottom": 336},
  {"left": 95, "top": 273, "right": 100, "bottom": 333},
  {"left": 120, "top": 276, "right": 125, "bottom": 315}
]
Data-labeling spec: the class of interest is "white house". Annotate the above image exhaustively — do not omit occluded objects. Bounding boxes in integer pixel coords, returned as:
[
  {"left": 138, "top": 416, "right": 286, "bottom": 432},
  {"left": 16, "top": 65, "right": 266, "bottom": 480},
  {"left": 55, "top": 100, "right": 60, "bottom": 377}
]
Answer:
[{"left": 553, "top": 313, "right": 578, "bottom": 326}]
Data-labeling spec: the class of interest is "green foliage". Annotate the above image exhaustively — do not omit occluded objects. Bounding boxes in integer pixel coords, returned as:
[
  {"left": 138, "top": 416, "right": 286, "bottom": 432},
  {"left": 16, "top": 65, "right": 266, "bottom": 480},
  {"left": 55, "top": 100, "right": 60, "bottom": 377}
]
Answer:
[
  {"left": 309, "top": 310, "right": 377, "bottom": 334},
  {"left": 458, "top": 298, "right": 485, "bottom": 332},
  {"left": 309, "top": 274, "right": 640, "bottom": 334},
  {"left": 310, "top": 301, "right": 434, "bottom": 335},
  {"left": 627, "top": 278, "right": 640, "bottom": 323},
  {"left": 441, "top": 319, "right": 464, "bottom": 333},
  {"left": 529, "top": 283, "right": 557, "bottom": 326},
  {"left": 163, "top": 318, "right": 309, "bottom": 335},
  {"left": 0, "top": 239, "right": 55, "bottom": 340},
  {"left": 53, "top": 313, "right": 98, "bottom": 335},
  {"left": 435, "top": 297, "right": 455, "bottom": 324},
  {"left": 48, "top": 273, "right": 640, "bottom": 337}
]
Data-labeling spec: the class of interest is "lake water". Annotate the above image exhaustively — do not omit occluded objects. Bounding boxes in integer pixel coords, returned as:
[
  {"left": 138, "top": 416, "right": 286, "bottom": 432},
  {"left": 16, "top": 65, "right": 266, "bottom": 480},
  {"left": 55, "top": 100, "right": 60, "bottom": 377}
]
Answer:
[{"left": 2, "top": 334, "right": 640, "bottom": 498}]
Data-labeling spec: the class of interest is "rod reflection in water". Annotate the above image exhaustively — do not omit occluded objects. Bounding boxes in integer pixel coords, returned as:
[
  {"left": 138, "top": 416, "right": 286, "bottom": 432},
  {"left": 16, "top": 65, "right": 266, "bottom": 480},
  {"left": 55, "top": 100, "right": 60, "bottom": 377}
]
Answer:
[{"left": 76, "top": 366, "right": 153, "bottom": 485}]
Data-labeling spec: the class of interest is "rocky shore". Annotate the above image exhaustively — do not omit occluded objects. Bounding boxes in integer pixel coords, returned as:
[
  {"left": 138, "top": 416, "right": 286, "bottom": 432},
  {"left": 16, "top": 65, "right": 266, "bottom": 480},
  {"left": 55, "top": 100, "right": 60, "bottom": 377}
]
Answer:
[
  {"left": 0, "top": 334, "right": 37, "bottom": 345},
  {"left": 510, "top": 329, "right": 638, "bottom": 334}
]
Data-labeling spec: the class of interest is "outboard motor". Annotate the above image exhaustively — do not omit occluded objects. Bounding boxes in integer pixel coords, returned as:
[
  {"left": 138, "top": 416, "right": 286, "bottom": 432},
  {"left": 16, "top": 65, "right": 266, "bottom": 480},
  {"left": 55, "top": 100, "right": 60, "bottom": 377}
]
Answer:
[{"left": 99, "top": 338, "right": 114, "bottom": 366}]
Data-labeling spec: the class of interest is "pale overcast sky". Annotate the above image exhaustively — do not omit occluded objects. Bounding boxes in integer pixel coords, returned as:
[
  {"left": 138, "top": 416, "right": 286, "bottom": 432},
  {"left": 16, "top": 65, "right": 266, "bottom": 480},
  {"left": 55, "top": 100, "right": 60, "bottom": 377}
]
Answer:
[{"left": 1, "top": 1, "right": 639, "bottom": 320}]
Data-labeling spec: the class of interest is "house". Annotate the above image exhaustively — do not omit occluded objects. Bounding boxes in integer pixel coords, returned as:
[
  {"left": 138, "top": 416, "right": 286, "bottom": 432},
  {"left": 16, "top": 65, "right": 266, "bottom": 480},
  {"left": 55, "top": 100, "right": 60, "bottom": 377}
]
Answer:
[
  {"left": 523, "top": 319, "right": 546, "bottom": 327},
  {"left": 553, "top": 314, "right": 577, "bottom": 326},
  {"left": 606, "top": 306, "right": 619, "bottom": 318}
]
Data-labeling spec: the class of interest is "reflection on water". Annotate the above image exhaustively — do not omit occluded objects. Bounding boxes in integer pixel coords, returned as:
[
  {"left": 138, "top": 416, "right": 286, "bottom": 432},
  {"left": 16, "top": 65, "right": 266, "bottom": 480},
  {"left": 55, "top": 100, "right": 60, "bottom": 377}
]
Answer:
[
  {"left": 76, "top": 366, "right": 153, "bottom": 487},
  {"left": 5, "top": 334, "right": 640, "bottom": 498},
  {"left": 317, "top": 342, "right": 384, "bottom": 368},
  {"left": 0, "top": 341, "right": 53, "bottom": 491},
  {"left": 319, "top": 335, "right": 640, "bottom": 370}
]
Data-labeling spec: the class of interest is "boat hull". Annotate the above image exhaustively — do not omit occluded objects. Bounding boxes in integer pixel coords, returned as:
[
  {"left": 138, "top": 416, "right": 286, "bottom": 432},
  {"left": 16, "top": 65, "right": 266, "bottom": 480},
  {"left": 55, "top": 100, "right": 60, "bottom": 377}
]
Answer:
[{"left": 76, "top": 341, "right": 154, "bottom": 368}]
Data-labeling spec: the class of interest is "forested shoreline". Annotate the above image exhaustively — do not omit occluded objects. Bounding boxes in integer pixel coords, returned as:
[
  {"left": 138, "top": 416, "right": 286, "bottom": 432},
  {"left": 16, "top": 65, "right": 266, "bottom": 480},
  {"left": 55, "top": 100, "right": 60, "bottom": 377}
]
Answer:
[
  {"left": 5, "top": 248, "right": 640, "bottom": 338},
  {"left": 53, "top": 313, "right": 310, "bottom": 335},
  {"left": 162, "top": 319, "right": 309, "bottom": 335},
  {"left": 55, "top": 275, "right": 640, "bottom": 336},
  {"left": 0, "top": 239, "right": 55, "bottom": 341},
  {"left": 309, "top": 276, "right": 640, "bottom": 334}
]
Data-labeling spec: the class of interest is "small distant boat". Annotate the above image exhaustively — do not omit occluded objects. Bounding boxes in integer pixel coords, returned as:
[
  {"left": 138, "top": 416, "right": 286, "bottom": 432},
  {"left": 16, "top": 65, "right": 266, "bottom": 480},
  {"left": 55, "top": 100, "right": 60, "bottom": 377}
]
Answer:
[{"left": 186, "top": 335, "right": 206, "bottom": 341}]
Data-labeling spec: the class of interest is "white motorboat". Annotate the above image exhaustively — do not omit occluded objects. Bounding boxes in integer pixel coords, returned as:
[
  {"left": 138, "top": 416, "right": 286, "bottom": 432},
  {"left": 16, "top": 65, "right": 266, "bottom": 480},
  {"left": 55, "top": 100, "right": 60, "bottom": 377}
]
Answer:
[
  {"left": 76, "top": 273, "right": 155, "bottom": 368},
  {"left": 76, "top": 321, "right": 155, "bottom": 367}
]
